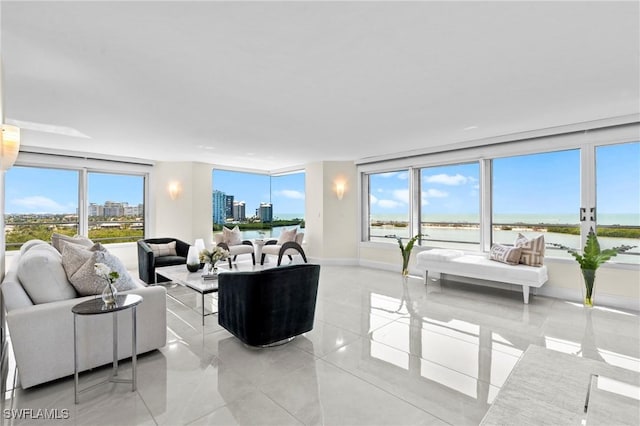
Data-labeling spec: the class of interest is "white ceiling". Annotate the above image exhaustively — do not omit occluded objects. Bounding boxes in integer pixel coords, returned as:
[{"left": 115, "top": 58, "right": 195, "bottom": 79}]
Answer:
[{"left": 2, "top": 1, "right": 639, "bottom": 171}]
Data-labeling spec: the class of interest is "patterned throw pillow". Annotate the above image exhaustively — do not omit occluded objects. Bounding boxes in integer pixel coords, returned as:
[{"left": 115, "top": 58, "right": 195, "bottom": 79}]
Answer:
[
  {"left": 61, "top": 242, "right": 106, "bottom": 278},
  {"left": 514, "top": 233, "right": 545, "bottom": 266},
  {"left": 489, "top": 244, "right": 522, "bottom": 265},
  {"left": 67, "top": 249, "right": 137, "bottom": 296},
  {"left": 148, "top": 241, "right": 177, "bottom": 257},
  {"left": 276, "top": 227, "right": 297, "bottom": 246},
  {"left": 222, "top": 226, "right": 242, "bottom": 246}
]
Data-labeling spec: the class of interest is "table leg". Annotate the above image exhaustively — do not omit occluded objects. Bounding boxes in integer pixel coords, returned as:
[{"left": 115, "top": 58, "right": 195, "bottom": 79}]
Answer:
[
  {"left": 113, "top": 311, "right": 118, "bottom": 377},
  {"left": 74, "top": 313, "right": 79, "bottom": 404},
  {"left": 202, "top": 293, "right": 205, "bottom": 326},
  {"left": 132, "top": 306, "right": 137, "bottom": 392}
]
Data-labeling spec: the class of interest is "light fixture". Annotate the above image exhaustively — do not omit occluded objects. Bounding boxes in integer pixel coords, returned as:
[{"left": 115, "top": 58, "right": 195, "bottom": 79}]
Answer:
[
  {"left": 335, "top": 181, "right": 346, "bottom": 200},
  {"left": 168, "top": 182, "right": 181, "bottom": 200},
  {"left": 1, "top": 124, "right": 21, "bottom": 170}
]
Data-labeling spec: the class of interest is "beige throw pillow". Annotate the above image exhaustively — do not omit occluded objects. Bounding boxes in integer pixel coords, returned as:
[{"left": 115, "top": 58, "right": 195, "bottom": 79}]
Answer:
[
  {"left": 222, "top": 226, "right": 242, "bottom": 246},
  {"left": 148, "top": 241, "right": 177, "bottom": 257},
  {"left": 67, "top": 249, "right": 137, "bottom": 296},
  {"left": 514, "top": 233, "right": 545, "bottom": 266},
  {"left": 489, "top": 244, "right": 523, "bottom": 265},
  {"left": 61, "top": 242, "right": 106, "bottom": 278},
  {"left": 276, "top": 228, "right": 297, "bottom": 246},
  {"left": 51, "top": 233, "right": 93, "bottom": 253}
]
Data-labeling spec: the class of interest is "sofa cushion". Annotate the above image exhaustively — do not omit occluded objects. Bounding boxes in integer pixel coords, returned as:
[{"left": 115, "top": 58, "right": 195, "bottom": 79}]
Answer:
[
  {"left": 68, "top": 250, "right": 138, "bottom": 296},
  {"left": 489, "top": 244, "right": 522, "bottom": 265},
  {"left": 514, "top": 233, "right": 545, "bottom": 266},
  {"left": 222, "top": 226, "right": 242, "bottom": 246},
  {"left": 51, "top": 233, "right": 94, "bottom": 253},
  {"left": 19, "top": 239, "right": 49, "bottom": 255},
  {"left": 276, "top": 227, "right": 297, "bottom": 246},
  {"left": 148, "top": 241, "right": 177, "bottom": 257},
  {"left": 17, "top": 247, "right": 78, "bottom": 304},
  {"left": 155, "top": 255, "right": 187, "bottom": 267}
]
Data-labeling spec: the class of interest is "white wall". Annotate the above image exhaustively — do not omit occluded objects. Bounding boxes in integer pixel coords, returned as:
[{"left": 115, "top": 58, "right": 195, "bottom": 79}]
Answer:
[{"left": 304, "top": 161, "right": 358, "bottom": 263}]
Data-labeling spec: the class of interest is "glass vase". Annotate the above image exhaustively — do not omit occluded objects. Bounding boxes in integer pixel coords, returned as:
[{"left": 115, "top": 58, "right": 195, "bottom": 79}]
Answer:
[
  {"left": 102, "top": 283, "right": 118, "bottom": 306},
  {"left": 581, "top": 269, "right": 596, "bottom": 308}
]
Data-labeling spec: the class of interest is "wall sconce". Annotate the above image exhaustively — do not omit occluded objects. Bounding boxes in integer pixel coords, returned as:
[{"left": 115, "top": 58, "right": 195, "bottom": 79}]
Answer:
[
  {"left": 1, "top": 124, "right": 21, "bottom": 171},
  {"left": 335, "top": 181, "right": 346, "bottom": 200},
  {"left": 168, "top": 182, "right": 181, "bottom": 200}
]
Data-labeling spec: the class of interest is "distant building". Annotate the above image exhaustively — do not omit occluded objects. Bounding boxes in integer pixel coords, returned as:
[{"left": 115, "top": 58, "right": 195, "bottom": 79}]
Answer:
[
  {"left": 212, "top": 190, "right": 227, "bottom": 224},
  {"left": 225, "top": 195, "right": 234, "bottom": 220},
  {"left": 233, "top": 201, "right": 246, "bottom": 221},
  {"left": 88, "top": 203, "right": 103, "bottom": 216},
  {"left": 124, "top": 204, "right": 143, "bottom": 216},
  {"left": 258, "top": 202, "right": 273, "bottom": 223},
  {"left": 103, "top": 201, "right": 124, "bottom": 217}
]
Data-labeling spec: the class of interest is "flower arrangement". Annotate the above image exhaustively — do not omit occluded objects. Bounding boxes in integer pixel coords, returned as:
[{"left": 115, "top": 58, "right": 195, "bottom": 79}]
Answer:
[
  {"left": 395, "top": 234, "right": 427, "bottom": 276},
  {"left": 551, "top": 228, "right": 635, "bottom": 307},
  {"left": 199, "top": 246, "right": 229, "bottom": 264},
  {"left": 94, "top": 262, "right": 119, "bottom": 305}
]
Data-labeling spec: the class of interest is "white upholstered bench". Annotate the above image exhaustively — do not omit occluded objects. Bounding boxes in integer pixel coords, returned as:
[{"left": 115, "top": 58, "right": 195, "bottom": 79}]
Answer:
[{"left": 416, "top": 249, "right": 548, "bottom": 304}]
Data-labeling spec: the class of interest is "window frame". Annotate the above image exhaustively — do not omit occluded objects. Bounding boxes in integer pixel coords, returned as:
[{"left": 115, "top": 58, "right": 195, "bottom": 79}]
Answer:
[{"left": 358, "top": 123, "right": 640, "bottom": 265}]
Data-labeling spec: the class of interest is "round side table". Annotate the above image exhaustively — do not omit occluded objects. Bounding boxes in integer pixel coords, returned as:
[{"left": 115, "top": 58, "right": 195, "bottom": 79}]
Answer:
[{"left": 72, "top": 294, "right": 143, "bottom": 404}]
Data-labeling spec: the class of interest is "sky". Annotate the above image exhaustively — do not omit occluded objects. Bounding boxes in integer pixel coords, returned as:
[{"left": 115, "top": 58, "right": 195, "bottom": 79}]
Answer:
[
  {"left": 369, "top": 142, "right": 640, "bottom": 224},
  {"left": 213, "top": 170, "right": 305, "bottom": 218}
]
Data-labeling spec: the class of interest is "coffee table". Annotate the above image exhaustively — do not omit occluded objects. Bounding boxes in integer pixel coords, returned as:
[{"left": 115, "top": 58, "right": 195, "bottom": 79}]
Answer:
[{"left": 155, "top": 265, "right": 220, "bottom": 325}]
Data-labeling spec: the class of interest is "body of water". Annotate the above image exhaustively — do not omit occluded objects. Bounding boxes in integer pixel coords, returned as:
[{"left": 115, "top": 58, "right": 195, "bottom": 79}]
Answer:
[{"left": 371, "top": 213, "right": 640, "bottom": 226}]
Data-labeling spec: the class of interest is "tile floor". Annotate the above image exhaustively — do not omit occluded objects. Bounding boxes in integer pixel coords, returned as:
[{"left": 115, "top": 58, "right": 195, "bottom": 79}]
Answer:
[{"left": 1, "top": 265, "right": 639, "bottom": 425}]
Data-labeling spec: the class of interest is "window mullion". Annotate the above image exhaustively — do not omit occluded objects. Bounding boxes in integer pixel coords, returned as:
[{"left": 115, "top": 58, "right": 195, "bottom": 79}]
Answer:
[
  {"left": 78, "top": 168, "right": 88, "bottom": 237},
  {"left": 581, "top": 140, "right": 597, "bottom": 245},
  {"left": 480, "top": 159, "right": 492, "bottom": 252}
]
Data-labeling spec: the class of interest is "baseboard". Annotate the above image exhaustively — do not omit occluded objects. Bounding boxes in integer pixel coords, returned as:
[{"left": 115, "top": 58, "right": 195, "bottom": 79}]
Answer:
[
  {"left": 536, "top": 286, "right": 640, "bottom": 312},
  {"left": 307, "top": 257, "right": 359, "bottom": 266}
]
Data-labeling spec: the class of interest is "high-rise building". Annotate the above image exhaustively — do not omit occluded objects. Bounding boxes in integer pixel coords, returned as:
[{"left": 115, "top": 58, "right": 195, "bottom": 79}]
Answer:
[
  {"left": 225, "top": 195, "right": 234, "bottom": 220},
  {"left": 212, "top": 190, "right": 227, "bottom": 224},
  {"left": 258, "top": 202, "right": 273, "bottom": 223},
  {"left": 103, "top": 201, "right": 124, "bottom": 217},
  {"left": 124, "top": 204, "right": 143, "bottom": 216},
  {"left": 233, "top": 201, "right": 246, "bottom": 221}
]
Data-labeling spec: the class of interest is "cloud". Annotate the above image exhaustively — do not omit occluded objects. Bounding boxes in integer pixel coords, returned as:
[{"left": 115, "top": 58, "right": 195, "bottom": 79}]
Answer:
[
  {"left": 424, "top": 173, "right": 471, "bottom": 186},
  {"left": 379, "top": 172, "right": 399, "bottom": 178},
  {"left": 392, "top": 189, "right": 409, "bottom": 204},
  {"left": 378, "top": 171, "right": 408, "bottom": 180},
  {"left": 11, "top": 196, "right": 72, "bottom": 213},
  {"left": 378, "top": 199, "right": 403, "bottom": 209},
  {"left": 370, "top": 194, "right": 378, "bottom": 205},
  {"left": 424, "top": 188, "right": 448, "bottom": 198},
  {"left": 273, "top": 189, "right": 304, "bottom": 200}
]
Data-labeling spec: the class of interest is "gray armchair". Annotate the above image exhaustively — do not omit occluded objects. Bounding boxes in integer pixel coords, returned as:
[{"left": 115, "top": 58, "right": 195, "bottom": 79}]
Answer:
[{"left": 137, "top": 238, "right": 190, "bottom": 284}]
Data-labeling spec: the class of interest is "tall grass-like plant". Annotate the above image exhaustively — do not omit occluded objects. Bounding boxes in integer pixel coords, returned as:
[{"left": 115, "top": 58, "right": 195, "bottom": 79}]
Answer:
[
  {"left": 551, "top": 228, "right": 635, "bottom": 307},
  {"left": 395, "top": 234, "right": 426, "bottom": 276}
]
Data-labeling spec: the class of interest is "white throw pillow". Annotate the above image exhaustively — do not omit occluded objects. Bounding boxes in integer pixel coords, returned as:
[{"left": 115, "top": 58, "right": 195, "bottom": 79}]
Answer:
[
  {"left": 17, "top": 247, "right": 78, "bottom": 304},
  {"left": 222, "top": 226, "right": 242, "bottom": 246},
  {"left": 68, "top": 250, "right": 137, "bottom": 296},
  {"left": 276, "top": 228, "right": 297, "bottom": 246},
  {"left": 51, "top": 233, "right": 94, "bottom": 253},
  {"left": 148, "top": 241, "right": 177, "bottom": 257}
]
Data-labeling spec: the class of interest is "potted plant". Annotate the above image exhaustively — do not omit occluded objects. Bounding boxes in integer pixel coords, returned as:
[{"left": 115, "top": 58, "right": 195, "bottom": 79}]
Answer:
[
  {"left": 395, "top": 234, "right": 426, "bottom": 276},
  {"left": 552, "top": 228, "right": 635, "bottom": 307}
]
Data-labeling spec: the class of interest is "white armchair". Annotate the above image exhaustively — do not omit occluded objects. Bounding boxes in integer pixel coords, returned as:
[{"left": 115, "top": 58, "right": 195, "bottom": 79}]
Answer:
[
  {"left": 214, "top": 230, "right": 255, "bottom": 267},
  {"left": 261, "top": 232, "right": 307, "bottom": 266}
]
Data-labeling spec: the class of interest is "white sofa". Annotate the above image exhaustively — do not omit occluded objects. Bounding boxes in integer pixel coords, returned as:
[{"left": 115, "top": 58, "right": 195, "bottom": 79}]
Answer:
[
  {"left": 416, "top": 249, "right": 548, "bottom": 304},
  {"left": 1, "top": 240, "right": 167, "bottom": 388}
]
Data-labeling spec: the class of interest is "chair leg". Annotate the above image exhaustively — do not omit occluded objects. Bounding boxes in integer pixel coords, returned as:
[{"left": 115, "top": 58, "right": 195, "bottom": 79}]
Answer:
[
  {"left": 261, "top": 254, "right": 266, "bottom": 265},
  {"left": 251, "top": 253, "right": 256, "bottom": 265},
  {"left": 228, "top": 258, "right": 232, "bottom": 268}
]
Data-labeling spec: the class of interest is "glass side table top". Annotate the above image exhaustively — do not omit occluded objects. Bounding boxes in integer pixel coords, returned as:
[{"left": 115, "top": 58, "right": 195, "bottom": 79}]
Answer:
[{"left": 72, "top": 294, "right": 143, "bottom": 315}]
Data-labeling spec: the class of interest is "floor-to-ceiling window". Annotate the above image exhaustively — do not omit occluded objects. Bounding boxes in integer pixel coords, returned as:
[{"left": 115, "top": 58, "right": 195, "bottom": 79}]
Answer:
[
  {"left": 5, "top": 167, "right": 79, "bottom": 251},
  {"left": 420, "top": 163, "right": 480, "bottom": 250},
  {"left": 87, "top": 172, "right": 145, "bottom": 244},
  {"left": 595, "top": 141, "right": 640, "bottom": 263},
  {"left": 492, "top": 149, "right": 581, "bottom": 256},
  {"left": 367, "top": 170, "right": 410, "bottom": 243},
  {"left": 212, "top": 169, "right": 305, "bottom": 239},
  {"left": 4, "top": 158, "right": 149, "bottom": 251},
  {"left": 360, "top": 127, "right": 639, "bottom": 265}
]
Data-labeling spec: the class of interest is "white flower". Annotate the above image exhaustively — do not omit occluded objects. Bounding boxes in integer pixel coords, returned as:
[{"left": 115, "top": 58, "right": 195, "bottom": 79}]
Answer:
[{"left": 94, "top": 263, "right": 111, "bottom": 278}]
